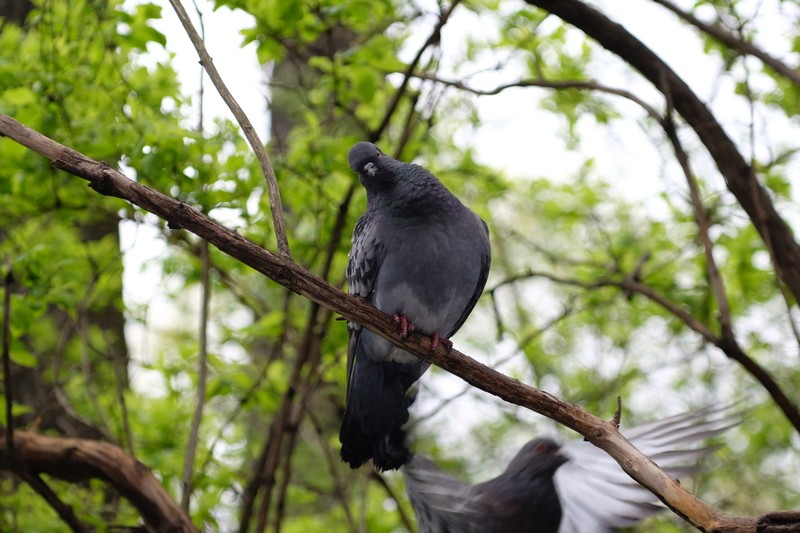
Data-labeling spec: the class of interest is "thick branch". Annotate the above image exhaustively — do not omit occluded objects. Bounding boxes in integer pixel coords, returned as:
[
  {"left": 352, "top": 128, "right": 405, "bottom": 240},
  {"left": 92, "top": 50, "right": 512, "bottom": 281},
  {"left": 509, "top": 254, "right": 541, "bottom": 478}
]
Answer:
[
  {"left": 524, "top": 0, "right": 800, "bottom": 306},
  {"left": 0, "top": 427, "right": 197, "bottom": 533},
  {"left": 0, "top": 113, "right": 795, "bottom": 531}
]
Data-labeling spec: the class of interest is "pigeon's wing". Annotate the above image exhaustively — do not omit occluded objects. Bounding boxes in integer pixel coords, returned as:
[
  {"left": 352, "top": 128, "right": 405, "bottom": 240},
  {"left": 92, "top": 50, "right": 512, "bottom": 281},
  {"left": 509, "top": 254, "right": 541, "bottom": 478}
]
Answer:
[
  {"left": 555, "top": 404, "right": 740, "bottom": 533},
  {"left": 403, "top": 455, "right": 489, "bottom": 533},
  {"left": 344, "top": 211, "right": 386, "bottom": 398},
  {"left": 446, "top": 218, "right": 491, "bottom": 338}
]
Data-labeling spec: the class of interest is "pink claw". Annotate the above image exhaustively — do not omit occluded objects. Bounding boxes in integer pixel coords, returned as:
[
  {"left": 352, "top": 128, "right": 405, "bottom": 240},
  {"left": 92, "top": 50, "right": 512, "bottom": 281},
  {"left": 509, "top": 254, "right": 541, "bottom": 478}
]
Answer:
[
  {"left": 430, "top": 332, "right": 453, "bottom": 353},
  {"left": 392, "top": 313, "right": 415, "bottom": 339}
]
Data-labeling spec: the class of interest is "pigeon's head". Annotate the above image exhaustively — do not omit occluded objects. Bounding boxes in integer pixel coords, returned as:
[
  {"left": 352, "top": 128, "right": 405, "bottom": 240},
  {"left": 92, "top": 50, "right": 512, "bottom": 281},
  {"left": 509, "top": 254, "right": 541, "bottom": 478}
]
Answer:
[
  {"left": 347, "top": 142, "right": 400, "bottom": 190},
  {"left": 503, "top": 438, "right": 568, "bottom": 478}
]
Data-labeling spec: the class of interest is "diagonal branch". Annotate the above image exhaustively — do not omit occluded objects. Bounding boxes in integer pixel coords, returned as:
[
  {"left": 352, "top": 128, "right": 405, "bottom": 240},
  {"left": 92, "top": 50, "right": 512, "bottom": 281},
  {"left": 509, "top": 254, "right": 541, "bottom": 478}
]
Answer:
[
  {"left": 524, "top": 0, "right": 800, "bottom": 309},
  {"left": 1, "top": 113, "right": 796, "bottom": 532},
  {"left": 371, "top": 0, "right": 462, "bottom": 141},
  {"left": 651, "top": 0, "right": 800, "bottom": 86},
  {"left": 167, "top": 0, "right": 290, "bottom": 257},
  {"left": 492, "top": 268, "right": 800, "bottom": 433}
]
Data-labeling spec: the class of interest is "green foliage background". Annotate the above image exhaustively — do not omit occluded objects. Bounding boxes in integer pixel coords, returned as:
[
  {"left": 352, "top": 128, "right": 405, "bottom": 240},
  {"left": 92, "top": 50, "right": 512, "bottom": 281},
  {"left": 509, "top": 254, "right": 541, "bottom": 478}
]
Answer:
[{"left": 0, "top": 0, "right": 798, "bottom": 531}]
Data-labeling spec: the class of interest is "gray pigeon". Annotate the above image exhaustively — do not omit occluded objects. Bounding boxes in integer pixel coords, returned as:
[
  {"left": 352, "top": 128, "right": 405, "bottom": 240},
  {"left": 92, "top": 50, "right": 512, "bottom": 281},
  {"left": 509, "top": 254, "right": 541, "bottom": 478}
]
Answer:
[
  {"left": 340, "top": 142, "right": 491, "bottom": 471},
  {"left": 403, "top": 404, "right": 739, "bottom": 532}
]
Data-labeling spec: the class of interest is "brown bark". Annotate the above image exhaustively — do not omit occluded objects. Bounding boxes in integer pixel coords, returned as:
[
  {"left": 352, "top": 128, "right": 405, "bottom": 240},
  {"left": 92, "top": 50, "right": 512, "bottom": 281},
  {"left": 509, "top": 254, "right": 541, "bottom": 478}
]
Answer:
[
  {"left": 0, "top": 427, "right": 197, "bottom": 533},
  {"left": 524, "top": 0, "right": 800, "bottom": 304},
  {"left": 1, "top": 112, "right": 798, "bottom": 531}
]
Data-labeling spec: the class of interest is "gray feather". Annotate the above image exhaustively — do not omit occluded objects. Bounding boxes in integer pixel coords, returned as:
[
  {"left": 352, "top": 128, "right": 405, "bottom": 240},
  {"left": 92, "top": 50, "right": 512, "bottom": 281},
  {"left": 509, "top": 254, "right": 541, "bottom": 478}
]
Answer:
[
  {"left": 403, "top": 404, "right": 740, "bottom": 533},
  {"left": 340, "top": 142, "right": 491, "bottom": 471}
]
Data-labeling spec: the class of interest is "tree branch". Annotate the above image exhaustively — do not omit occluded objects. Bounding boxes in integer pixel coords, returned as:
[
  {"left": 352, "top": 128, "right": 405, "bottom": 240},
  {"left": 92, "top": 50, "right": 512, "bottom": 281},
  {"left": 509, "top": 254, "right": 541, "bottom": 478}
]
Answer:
[
  {"left": 0, "top": 427, "right": 197, "bottom": 533},
  {"left": 1, "top": 113, "right": 796, "bottom": 531},
  {"left": 167, "top": 0, "right": 290, "bottom": 257},
  {"left": 2, "top": 257, "right": 13, "bottom": 454},
  {"left": 651, "top": 0, "right": 800, "bottom": 86},
  {"left": 180, "top": 240, "right": 211, "bottom": 511},
  {"left": 524, "top": 0, "right": 800, "bottom": 309},
  {"left": 371, "top": 0, "right": 461, "bottom": 141},
  {"left": 493, "top": 268, "right": 800, "bottom": 433}
]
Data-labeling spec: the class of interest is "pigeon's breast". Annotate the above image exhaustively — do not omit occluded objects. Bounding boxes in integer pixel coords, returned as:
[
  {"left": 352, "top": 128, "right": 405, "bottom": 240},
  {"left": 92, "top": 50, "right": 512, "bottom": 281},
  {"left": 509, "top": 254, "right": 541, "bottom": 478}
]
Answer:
[{"left": 372, "top": 212, "right": 486, "bottom": 336}]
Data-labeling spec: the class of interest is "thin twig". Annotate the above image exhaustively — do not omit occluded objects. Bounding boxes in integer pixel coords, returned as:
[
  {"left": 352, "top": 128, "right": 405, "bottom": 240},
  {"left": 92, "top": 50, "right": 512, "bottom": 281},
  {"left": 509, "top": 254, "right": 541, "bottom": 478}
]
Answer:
[
  {"left": 3, "top": 257, "right": 13, "bottom": 455},
  {"left": 371, "top": 0, "right": 462, "bottom": 140},
  {"left": 660, "top": 91, "right": 734, "bottom": 338},
  {"left": 413, "top": 73, "right": 663, "bottom": 120},
  {"left": 167, "top": 0, "right": 290, "bottom": 257},
  {"left": 651, "top": 0, "right": 800, "bottom": 86},
  {"left": 371, "top": 471, "right": 416, "bottom": 533},
  {"left": 16, "top": 468, "right": 93, "bottom": 533},
  {"left": 180, "top": 240, "right": 212, "bottom": 511}
]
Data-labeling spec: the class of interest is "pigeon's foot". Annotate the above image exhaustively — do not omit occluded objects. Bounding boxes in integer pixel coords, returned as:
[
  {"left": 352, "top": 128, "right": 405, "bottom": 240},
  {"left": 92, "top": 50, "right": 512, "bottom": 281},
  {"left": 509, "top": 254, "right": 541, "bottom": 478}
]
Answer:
[
  {"left": 430, "top": 332, "right": 452, "bottom": 353},
  {"left": 392, "top": 313, "right": 416, "bottom": 338}
]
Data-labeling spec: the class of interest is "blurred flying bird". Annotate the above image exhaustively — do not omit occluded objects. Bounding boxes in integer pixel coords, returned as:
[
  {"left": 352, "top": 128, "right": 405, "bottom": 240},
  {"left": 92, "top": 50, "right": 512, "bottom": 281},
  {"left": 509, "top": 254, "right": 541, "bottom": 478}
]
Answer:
[{"left": 404, "top": 404, "right": 739, "bottom": 532}]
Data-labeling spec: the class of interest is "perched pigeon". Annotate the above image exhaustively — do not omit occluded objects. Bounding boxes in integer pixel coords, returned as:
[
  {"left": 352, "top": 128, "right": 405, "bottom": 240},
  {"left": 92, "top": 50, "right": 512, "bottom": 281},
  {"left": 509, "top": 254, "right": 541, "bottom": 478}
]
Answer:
[
  {"left": 340, "top": 142, "right": 491, "bottom": 471},
  {"left": 403, "top": 404, "right": 739, "bottom": 532}
]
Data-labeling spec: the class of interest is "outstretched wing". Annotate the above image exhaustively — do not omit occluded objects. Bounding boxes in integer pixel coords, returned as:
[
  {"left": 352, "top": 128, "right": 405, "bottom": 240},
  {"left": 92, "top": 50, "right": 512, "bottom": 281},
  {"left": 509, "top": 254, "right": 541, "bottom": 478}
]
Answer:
[{"left": 555, "top": 403, "right": 740, "bottom": 533}]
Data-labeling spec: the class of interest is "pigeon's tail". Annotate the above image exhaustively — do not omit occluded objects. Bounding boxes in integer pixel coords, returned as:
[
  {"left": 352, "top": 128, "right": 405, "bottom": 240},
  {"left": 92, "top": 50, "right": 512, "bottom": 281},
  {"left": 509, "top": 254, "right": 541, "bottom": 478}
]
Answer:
[{"left": 339, "top": 356, "right": 419, "bottom": 471}]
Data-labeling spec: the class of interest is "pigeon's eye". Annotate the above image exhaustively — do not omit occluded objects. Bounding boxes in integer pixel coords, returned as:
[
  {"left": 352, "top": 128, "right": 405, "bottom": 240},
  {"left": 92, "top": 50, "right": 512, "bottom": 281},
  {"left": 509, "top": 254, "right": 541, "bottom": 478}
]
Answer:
[
  {"left": 533, "top": 441, "right": 548, "bottom": 454},
  {"left": 376, "top": 151, "right": 381, "bottom": 158}
]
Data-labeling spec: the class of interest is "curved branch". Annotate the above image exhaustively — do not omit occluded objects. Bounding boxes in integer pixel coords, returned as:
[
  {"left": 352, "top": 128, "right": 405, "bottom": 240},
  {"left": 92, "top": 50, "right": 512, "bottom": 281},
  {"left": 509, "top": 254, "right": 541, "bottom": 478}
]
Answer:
[
  {"left": 524, "top": 0, "right": 800, "bottom": 307},
  {"left": 412, "top": 72, "right": 663, "bottom": 119},
  {"left": 493, "top": 268, "right": 800, "bottom": 433},
  {"left": 651, "top": 0, "right": 800, "bottom": 86},
  {"left": 0, "top": 427, "right": 197, "bottom": 533},
  {"left": 1, "top": 114, "right": 796, "bottom": 532}
]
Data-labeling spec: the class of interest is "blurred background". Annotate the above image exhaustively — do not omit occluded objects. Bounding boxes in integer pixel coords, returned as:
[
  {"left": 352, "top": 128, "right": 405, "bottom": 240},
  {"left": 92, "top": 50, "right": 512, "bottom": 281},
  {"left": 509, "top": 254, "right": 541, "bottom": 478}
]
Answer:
[{"left": 1, "top": 0, "right": 798, "bottom": 530}]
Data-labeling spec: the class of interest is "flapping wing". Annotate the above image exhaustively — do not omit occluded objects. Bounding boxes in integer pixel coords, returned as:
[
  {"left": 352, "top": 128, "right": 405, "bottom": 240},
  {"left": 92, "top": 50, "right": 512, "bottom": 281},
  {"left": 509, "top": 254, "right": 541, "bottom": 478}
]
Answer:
[
  {"left": 403, "top": 455, "right": 489, "bottom": 533},
  {"left": 555, "top": 403, "right": 740, "bottom": 533}
]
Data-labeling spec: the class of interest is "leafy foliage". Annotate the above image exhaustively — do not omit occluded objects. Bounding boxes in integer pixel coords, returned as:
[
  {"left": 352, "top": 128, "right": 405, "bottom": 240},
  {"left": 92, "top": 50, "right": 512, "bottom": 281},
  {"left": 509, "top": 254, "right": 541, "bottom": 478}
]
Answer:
[{"left": 1, "top": 0, "right": 800, "bottom": 531}]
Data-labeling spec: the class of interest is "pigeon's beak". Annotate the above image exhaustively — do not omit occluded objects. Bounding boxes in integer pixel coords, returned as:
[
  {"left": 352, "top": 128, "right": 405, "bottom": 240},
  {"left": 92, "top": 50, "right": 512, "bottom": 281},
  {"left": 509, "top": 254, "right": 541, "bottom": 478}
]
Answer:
[{"left": 364, "top": 162, "right": 378, "bottom": 177}]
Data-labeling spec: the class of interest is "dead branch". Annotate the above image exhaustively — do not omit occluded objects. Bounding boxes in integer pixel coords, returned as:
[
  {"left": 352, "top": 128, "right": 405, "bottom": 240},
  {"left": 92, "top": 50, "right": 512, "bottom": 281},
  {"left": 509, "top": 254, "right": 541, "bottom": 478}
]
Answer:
[{"left": 1, "top": 114, "right": 797, "bottom": 531}]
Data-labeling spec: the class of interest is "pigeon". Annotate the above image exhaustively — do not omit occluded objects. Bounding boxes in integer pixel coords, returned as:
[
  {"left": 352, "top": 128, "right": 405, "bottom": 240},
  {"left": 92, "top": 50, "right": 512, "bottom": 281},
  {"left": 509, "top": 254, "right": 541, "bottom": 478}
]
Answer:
[
  {"left": 340, "top": 142, "right": 491, "bottom": 471},
  {"left": 403, "top": 404, "right": 739, "bottom": 532}
]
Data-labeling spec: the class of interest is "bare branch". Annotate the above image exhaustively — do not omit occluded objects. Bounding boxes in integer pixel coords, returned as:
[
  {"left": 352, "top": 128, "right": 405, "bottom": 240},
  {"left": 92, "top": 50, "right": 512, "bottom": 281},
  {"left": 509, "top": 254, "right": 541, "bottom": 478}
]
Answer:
[
  {"left": 371, "top": 0, "right": 462, "bottom": 141},
  {"left": 524, "top": 0, "right": 800, "bottom": 307},
  {"left": 180, "top": 240, "right": 212, "bottom": 511},
  {"left": 651, "top": 0, "right": 800, "bottom": 86},
  {"left": 2, "top": 257, "right": 12, "bottom": 454},
  {"left": 660, "top": 100, "right": 734, "bottom": 337},
  {"left": 0, "top": 427, "right": 197, "bottom": 533},
  {"left": 413, "top": 72, "right": 663, "bottom": 120},
  {"left": 495, "top": 268, "right": 800, "bottom": 433},
  {"left": 166, "top": 0, "right": 290, "bottom": 257},
  {"left": 1, "top": 113, "right": 796, "bottom": 531},
  {"left": 15, "top": 468, "right": 93, "bottom": 533}
]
